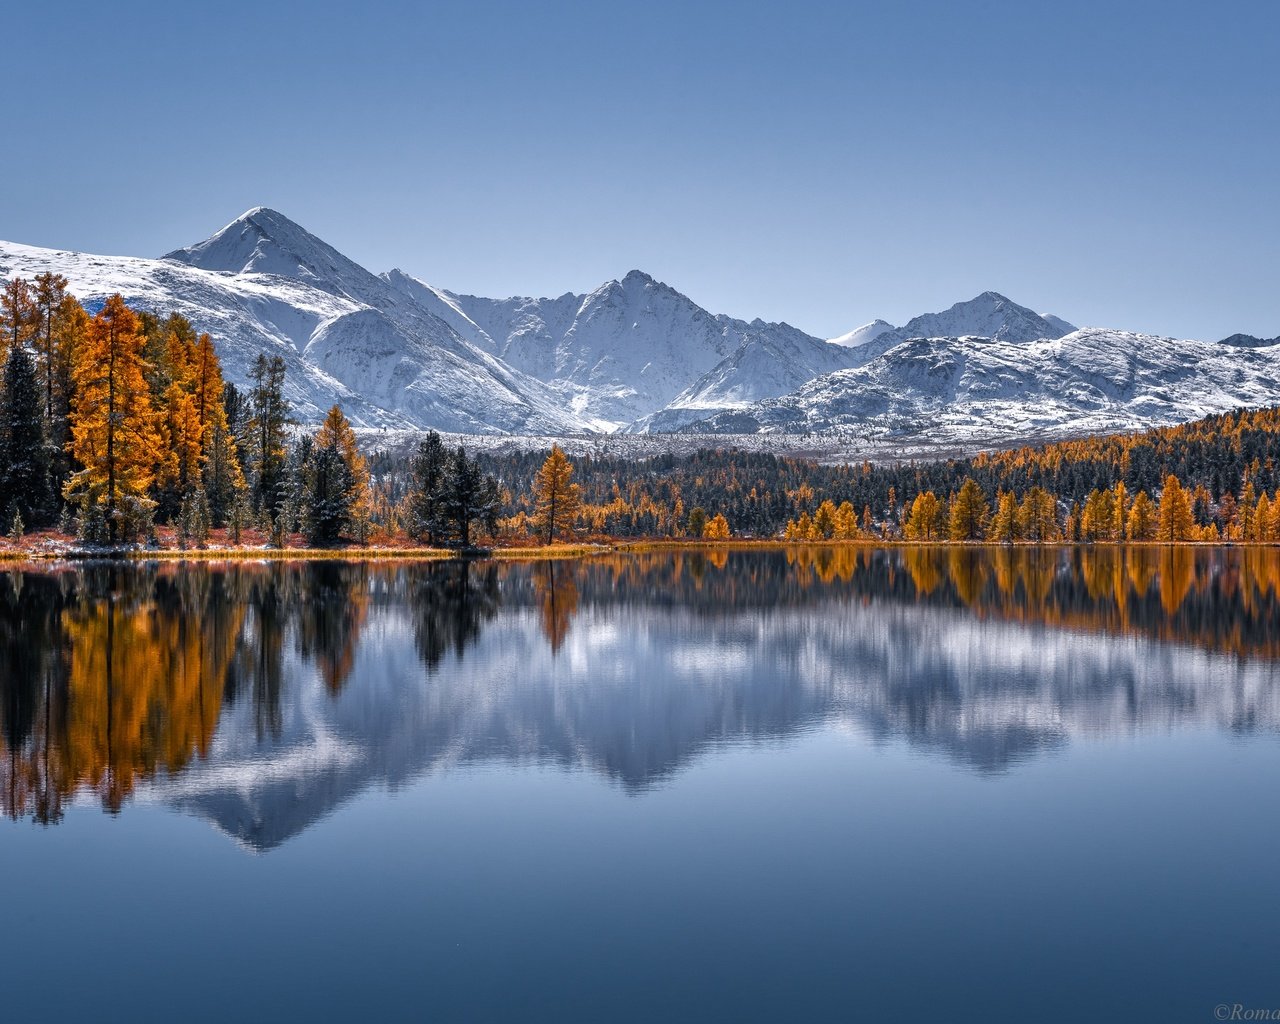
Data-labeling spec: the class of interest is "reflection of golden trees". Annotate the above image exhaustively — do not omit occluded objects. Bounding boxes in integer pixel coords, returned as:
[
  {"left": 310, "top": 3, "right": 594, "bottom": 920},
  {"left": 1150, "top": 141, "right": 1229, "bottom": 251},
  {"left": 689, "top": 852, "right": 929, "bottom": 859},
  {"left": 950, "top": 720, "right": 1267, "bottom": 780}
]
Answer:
[
  {"left": 903, "top": 548, "right": 944, "bottom": 596},
  {"left": 533, "top": 561, "right": 579, "bottom": 654},
  {"left": 1127, "top": 549, "right": 1159, "bottom": 597},
  {"left": 784, "top": 545, "right": 861, "bottom": 585},
  {"left": 1158, "top": 547, "right": 1196, "bottom": 616},
  {"left": 947, "top": 549, "right": 990, "bottom": 607},
  {"left": 0, "top": 563, "right": 387, "bottom": 822},
  {"left": 5, "top": 549, "right": 1280, "bottom": 826},
  {"left": 60, "top": 569, "right": 242, "bottom": 813}
]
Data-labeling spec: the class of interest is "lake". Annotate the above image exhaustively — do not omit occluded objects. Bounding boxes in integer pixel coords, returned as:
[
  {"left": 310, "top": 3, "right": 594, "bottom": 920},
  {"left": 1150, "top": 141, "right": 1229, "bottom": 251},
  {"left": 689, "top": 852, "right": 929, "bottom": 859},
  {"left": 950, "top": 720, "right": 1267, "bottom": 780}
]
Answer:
[{"left": 2, "top": 547, "right": 1279, "bottom": 1022}]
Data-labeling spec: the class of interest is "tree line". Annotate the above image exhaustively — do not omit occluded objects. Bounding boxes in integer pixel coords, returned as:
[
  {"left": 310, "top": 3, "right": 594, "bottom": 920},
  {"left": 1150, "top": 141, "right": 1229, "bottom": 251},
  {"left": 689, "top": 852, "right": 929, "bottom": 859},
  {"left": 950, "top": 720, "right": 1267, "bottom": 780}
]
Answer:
[
  {"left": 0, "top": 281, "right": 518, "bottom": 549},
  {"left": 456, "top": 406, "right": 1280, "bottom": 543},
  {"left": 7, "top": 273, "right": 1280, "bottom": 548}
]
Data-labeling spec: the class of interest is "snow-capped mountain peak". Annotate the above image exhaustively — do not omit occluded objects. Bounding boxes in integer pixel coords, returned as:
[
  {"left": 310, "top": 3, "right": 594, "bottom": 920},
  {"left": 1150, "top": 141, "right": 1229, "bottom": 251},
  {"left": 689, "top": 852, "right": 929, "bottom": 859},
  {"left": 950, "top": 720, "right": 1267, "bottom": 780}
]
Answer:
[
  {"left": 896, "top": 290, "right": 1074, "bottom": 343},
  {"left": 164, "top": 206, "right": 356, "bottom": 283},
  {"left": 829, "top": 319, "right": 895, "bottom": 348},
  {"left": 826, "top": 291, "right": 1078, "bottom": 370}
]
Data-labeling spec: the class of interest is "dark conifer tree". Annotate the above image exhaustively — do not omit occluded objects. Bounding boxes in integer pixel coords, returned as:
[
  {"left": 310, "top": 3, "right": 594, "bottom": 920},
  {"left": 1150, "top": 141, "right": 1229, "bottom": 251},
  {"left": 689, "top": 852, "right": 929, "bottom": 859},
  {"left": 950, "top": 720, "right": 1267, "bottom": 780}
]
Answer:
[
  {"left": 300, "top": 435, "right": 352, "bottom": 546},
  {"left": 0, "top": 347, "right": 51, "bottom": 525},
  {"left": 246, "top": 355, "right": 291, "bottom": 515},
  {"left": 32, "top": 271, "right": 67, "bottom": 426},
  {"left": 442, "top": 446, "right": 500, "bottom": 549},
  {"left": 407, "top": 431, "right": 449, "bottom": 544}
]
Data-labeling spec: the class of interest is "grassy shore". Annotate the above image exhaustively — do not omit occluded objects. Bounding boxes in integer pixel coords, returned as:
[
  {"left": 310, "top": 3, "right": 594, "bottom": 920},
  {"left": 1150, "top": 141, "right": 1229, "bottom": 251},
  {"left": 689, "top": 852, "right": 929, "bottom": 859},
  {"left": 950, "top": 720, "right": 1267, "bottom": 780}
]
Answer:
[
  {"left": 125, "top": 542, "right": 612, "bottom": 561},
  {"left": 1, "top": 536, "right": 1275, "bottom": 564}
]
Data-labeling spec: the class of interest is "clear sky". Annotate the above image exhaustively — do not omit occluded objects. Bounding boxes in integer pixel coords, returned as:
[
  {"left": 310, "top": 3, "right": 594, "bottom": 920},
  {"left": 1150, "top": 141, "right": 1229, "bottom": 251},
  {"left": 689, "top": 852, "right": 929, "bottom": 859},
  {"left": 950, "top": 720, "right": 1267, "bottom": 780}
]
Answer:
[{"left": 5, "top": 0, "right": 1277, "bottom": 340}]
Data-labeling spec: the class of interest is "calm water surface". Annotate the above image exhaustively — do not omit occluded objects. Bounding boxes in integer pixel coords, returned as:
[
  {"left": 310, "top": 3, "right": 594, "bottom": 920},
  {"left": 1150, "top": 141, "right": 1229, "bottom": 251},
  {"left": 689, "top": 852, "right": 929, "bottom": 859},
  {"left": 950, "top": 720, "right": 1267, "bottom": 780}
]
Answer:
[{"left": 3, "top": 547, "right": 1280, "bottom": 1022}]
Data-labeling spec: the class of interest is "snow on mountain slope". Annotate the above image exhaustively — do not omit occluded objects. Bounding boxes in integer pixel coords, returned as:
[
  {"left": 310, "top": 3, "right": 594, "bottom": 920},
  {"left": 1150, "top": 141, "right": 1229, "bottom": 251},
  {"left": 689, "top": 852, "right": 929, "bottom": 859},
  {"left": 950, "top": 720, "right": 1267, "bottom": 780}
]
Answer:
[
  {"left": 10, "top": 211, "right": 1276, "bottom": 449},
  {"left": 681, "top": 329, "right": 1280, "bottom": 447},
  {"left": 829, "top": 319, "right": 894, "bottom": 348},
  {"left": 825, "top": 293, "right": 1077, "bottom": 370},
  {"left": 1219, "top": 332, "right": 1279, "bottom": 348},
  {"left": 889, "top": 291, "right": 1075, "bottom": 344},
  {"left": 635, "top": 320, "right": 860, "bottom": 432},
  {"left": 1040, "top": 313, "right": 1077, "bottom": 336},
  {"left": 164, "top": 209, "right": 585, "bottom": 434},
  {"left": 386, "top": 268, "right": 825, "bottom": 428},
  {"left": 629, "top": 291, "right": 1079, "bottom": 434},
  {"left": 0, "top": 238, "right": 407, "bottom": 426}
]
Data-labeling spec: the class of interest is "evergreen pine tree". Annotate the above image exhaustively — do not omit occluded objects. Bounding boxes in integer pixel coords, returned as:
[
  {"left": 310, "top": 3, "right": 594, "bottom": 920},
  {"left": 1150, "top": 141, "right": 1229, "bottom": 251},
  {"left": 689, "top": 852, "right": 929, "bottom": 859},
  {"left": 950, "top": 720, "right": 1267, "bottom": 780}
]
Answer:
[
  {"left": 229, "top": 493, "right": 250, "bottom": 545},
  {"left": 32, "top": 271, "right": 68, "bottom": 426},
  {"left": 407, "top": 431, "right": 449, "bottom": 544},
  {"left": 687, "top": 506, "right": 708, "bottom": 538},
  {"left": 298, "top": 407, "right": 369, "bottom": 547},
  {"left": 301, "top": 440, "right": 352, "bottom": 546},
  {"left": 204, "top": 420, "right": 243, "bottom": 527},
  {"left": 0, "top": 346, "right": 51, "bottom": 525},
  {"left": 441, "top": 446, "right": 500, "bottom": 549},
  {"left": 246, "top": 354, "right": 291, "bottom": 515}
]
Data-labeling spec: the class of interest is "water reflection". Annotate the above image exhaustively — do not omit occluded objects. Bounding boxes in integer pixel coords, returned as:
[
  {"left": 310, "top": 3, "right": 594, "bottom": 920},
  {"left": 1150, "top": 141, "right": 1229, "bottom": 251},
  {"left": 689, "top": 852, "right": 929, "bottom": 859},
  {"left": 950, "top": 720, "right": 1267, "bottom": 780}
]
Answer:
[{"left": 1, "top": 548, "right": 1279, "bottom": 845}]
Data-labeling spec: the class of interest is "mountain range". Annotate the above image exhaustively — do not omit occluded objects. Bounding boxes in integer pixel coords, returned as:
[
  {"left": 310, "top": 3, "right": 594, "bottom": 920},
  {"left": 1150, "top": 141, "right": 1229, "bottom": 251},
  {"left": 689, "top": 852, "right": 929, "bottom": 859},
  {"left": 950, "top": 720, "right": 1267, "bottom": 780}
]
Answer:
[{"left": 2, "top": 207, "right": 1277, "bottom": 449}]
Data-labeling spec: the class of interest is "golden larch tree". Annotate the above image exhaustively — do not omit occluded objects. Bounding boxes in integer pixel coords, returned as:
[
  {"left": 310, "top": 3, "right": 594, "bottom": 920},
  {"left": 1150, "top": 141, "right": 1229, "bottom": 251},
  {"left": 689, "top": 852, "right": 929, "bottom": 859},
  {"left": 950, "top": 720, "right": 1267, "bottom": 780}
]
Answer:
[
  {"left": 702, "top": 513, "right": 730, "bottom": 540},
  {"left": 1156, "top": 475, "right": 1195, "bottom": 542},
  {"left": 157, "top": 383, "right": 205, "bottom": 503},
  {"left": 949, "top": 478, "right": 989, "bottom": 541},
  {"left": 1127, "top": 491, "right": 1157, "bottom": 540},
  {"left": 532, "top": 445, "right": 581, "bottom": 544},
  {"left": 66, "top": 294, "right": 161, "bottom": 542},
  {"left": 1017, "top": 487, "right": 1060, "bottom": 542},
  {"left": 987, "top": 490, "right": 1019, "bottom": 543},
  {"left": 1, "top": 277, "right": 37, "bottom": 357},
  {"left": 905, "top": 491, "right": 941, "bottom": 540}
]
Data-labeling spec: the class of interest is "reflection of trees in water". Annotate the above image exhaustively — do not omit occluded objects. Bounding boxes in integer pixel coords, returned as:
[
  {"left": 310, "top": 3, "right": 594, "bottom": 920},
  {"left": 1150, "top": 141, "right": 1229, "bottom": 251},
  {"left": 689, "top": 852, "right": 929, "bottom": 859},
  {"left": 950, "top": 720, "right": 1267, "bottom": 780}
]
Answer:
[
  {"left": 561, "top": 547, "right": 1280, "bottom": 661},
  {"left": 294, "top": 562, "right": 371, "bottom": 694},
  {"left": 410, "top": 561, "right": 500, "bottom": 673},
  {"left": 0, "top": 571, "right": 71, "bottom": 824},
  {"left": 0, "top": 563, "right": 386, "bottom": 820},
  {"left": 225, "top": 566, "right": 290, "bottom": 741},
  {"left": 532, "top": 561, "right": 578, "bottom": 653},
  {"left": 2, "top": 548, "right": 1280, "bottom": 824}
]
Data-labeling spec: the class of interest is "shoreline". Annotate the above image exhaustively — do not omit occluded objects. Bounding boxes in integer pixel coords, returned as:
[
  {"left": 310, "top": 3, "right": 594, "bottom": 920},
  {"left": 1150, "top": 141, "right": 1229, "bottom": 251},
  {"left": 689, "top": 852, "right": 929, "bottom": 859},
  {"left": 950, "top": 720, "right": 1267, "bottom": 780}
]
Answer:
[{"left": 1, "top": 538, "right": 1277, "bottom": 564}]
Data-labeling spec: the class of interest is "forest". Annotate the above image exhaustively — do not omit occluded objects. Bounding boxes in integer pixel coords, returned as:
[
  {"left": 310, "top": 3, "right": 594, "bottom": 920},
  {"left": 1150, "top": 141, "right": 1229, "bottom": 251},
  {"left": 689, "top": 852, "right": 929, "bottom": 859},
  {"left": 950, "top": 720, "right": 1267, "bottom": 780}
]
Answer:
[
  {"left": 463, "top": 408, "right": 1280, "bottom": 543},
  {"left": 4, "top": 275, "right": 1280, "bottom": 549}
]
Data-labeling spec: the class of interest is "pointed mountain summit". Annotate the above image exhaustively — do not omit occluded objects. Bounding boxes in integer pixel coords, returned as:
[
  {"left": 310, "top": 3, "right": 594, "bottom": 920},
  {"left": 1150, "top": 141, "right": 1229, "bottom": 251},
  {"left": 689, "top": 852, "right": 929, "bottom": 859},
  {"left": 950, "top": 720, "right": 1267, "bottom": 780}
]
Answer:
[
  {"left": 893, "top": 291, "right": 1074, "bottom": 344},
  {"left": 386, "top": 268, "right": 772, "bottom": 426},
  {"left": 830, "top": 292, "right": 1076, "bottom": 361},
  {"left": 158, "top": 206, "right": 585, "bottom": 433},
  {"left": 165, "top": 206, "right": 353, "bottom": 281},
  {"left": 829, "top": 319, "right": 894, "bottom": 348}
]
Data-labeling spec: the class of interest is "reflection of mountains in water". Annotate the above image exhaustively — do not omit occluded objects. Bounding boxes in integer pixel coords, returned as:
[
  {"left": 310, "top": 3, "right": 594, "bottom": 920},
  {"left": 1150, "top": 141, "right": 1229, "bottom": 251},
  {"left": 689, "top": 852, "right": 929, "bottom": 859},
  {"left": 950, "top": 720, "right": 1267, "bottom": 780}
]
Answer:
[{"left": 1, "top": 550, "right": 1279, "bottom": 850}]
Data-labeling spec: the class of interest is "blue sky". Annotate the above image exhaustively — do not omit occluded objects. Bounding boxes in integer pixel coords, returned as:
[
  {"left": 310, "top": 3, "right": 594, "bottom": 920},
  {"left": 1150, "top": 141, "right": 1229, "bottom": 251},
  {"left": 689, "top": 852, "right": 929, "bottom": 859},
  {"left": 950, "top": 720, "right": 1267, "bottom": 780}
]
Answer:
[{"left": 5, "top": 0, "right": 1277, "bottom": 340}]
